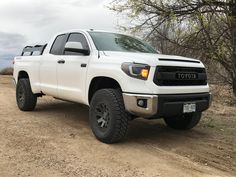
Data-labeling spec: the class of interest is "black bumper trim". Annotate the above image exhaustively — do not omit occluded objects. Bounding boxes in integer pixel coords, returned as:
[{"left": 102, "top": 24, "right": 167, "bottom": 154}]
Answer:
[{"left": 153, "top": 92, "right": 210, "bottom": 118}]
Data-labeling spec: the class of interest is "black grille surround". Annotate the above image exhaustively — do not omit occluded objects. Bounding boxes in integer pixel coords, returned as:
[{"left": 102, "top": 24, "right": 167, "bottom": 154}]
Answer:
[{"left": 153, "top": 66, "right": 207, "bottom": 86}]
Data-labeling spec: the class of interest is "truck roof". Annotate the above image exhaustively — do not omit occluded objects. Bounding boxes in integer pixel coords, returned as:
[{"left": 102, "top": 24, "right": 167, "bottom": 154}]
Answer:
[
  {"left": 20, "top": 29, "right": 136, "bottom": 56},
  {"left": 56, "top": 29, "right": 128, "bottom": 36}
]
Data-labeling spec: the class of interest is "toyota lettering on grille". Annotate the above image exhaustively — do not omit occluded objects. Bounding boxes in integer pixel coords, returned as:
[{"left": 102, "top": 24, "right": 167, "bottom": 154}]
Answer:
[{"left": 176, "top": 73, "right": 198, "bottom": 80}]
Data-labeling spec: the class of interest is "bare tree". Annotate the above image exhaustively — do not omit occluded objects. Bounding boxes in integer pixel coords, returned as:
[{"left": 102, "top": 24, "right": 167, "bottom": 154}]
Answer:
[{"left": 110, "top": 0, "right": 236, "bottom": 96}]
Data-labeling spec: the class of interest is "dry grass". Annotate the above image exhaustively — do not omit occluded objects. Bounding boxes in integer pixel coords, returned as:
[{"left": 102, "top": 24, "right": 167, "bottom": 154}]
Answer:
[
  {"left": 0, "top": 67, "right": 13, "bottom": 75},
  {"left": 210, "top": 84, "right": 236, "bottom": 106}
]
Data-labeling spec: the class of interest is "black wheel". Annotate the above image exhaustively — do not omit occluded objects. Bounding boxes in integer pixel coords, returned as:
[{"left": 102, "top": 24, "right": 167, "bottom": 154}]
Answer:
[
  {"left": 89, "top": 89, "right": 130, "bottom": 144},
  {"left": 164, "top": 112, "right": 202, "bottom": 130},
  {"left": 16, "top": 78, "right": 37, "bottom": 111}
]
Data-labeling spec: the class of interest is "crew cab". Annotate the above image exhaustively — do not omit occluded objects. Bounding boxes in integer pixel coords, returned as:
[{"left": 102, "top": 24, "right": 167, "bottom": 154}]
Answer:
[{"left": 13, "top": 29, "right": 212, "bottom": 143}]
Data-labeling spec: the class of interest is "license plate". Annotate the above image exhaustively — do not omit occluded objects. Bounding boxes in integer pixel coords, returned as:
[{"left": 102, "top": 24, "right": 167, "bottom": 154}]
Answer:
[{"left": 183, "top": 103, "right": 196, "bottom": 113}]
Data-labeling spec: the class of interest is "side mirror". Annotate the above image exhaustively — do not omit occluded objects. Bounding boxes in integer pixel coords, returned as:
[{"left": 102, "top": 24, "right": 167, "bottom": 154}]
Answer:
[{"left": 64, "top": 42, "right": 90, "bottom": 55}]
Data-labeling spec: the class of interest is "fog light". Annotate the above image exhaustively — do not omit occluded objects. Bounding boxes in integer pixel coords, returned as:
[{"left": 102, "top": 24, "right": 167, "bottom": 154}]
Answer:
[{"left": 137, "top": 99, "right": 147, "bottom": 108}]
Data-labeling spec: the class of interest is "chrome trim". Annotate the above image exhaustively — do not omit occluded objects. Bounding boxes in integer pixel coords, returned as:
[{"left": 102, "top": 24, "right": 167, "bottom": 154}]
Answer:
[{"left": 122, "top": 93, "right": 158, "bottom": 117}]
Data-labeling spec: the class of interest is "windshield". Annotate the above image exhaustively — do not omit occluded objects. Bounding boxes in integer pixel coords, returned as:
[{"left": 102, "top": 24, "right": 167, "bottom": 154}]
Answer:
[{"left": 88, "top": 31, "right": 157, "bottom": 54}]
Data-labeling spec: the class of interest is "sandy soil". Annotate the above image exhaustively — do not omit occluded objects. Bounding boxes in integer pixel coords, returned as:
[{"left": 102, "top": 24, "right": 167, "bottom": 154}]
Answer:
[{"left": 0, "top": 75, "right": 235, "bottom": 177}]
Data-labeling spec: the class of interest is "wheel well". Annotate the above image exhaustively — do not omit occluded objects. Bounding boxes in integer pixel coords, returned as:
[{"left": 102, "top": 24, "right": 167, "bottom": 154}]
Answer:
[
  {"left": 88, "top": 77, "right": 121, "bottom": 103},
  {"left": 18, "top": 71, "right": 29, "bottom": 80}
]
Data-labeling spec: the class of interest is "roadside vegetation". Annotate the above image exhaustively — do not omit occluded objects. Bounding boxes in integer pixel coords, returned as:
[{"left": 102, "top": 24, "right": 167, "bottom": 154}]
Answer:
[
  {"left": 0, "top": 67, "right": 13, "bottom": 75},
  {"left": 110, "top": 0, "right": 236, "bottom": 96}
]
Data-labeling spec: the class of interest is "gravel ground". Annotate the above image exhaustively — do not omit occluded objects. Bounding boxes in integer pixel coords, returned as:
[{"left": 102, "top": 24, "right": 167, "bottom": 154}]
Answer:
[{"left": 0, "top": 75, "right": 235, "bottom": 177}]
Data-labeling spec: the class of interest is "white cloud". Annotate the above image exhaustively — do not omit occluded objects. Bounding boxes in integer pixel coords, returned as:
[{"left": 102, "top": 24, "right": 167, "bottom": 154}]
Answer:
[
  {"left": 0, "top": 0, "right": 124, "bottom": 69},
  {"left": 0, "top": 0, "right": 119, "bottom": 55},
  {"left": 0, "top": 32, "right": 26, "bottom": 57}
]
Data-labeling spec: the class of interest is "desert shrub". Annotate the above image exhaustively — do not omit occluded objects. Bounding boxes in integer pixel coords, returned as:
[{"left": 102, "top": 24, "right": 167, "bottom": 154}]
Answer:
[{"left": 0, "top": 67, "right": 13, "bottom": 75}]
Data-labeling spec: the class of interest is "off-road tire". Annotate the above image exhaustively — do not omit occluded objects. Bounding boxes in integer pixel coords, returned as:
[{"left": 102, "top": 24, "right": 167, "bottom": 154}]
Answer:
[
  {"left": 89, "top": 89, "right": 130, "bottom": 144},
  {"left": 16, "top": 78, "right": 37, "bottom": 111},
  {"left": 164, "top": 112, "right": 202, "bottom": 130}
]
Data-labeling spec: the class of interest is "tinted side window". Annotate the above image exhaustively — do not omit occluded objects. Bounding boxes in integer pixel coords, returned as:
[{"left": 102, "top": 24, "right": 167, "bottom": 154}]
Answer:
[
  {"left": 50, "top": 34, "right": 67, "bottom": 55},
  {"left": 64, "top": 33, "right": 89, "bottom": 55}
]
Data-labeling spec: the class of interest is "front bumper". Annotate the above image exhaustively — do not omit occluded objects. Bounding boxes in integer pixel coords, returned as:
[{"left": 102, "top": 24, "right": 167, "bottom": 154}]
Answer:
[{"left": 123, "top": 92, "right": 212, "bottom": 118}]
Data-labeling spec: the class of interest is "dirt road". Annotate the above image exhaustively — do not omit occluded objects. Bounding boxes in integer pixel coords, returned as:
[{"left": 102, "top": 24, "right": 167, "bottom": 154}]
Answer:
[{"left": 0, "top": 75, "right": 235, "bottom": 177}]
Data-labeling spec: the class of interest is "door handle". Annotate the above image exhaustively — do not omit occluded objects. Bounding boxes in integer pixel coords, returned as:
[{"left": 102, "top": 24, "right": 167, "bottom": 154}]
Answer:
[
  {"left": 57, "top": 59, "right": 65, "bottom": 64},
  {"left": 81, "top": 63, "right": 87, "bottom": 67}
]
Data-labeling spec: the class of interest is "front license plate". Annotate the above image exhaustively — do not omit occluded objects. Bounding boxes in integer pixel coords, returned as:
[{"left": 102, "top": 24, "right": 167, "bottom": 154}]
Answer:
[{"left": 183, "top": 103, "right": 196, "bottom": 113}]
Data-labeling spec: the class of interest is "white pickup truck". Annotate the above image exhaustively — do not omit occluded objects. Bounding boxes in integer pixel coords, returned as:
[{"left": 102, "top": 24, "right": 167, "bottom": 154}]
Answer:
[{"left": 13, "top": 29, "right": 212, "bottom": 143}]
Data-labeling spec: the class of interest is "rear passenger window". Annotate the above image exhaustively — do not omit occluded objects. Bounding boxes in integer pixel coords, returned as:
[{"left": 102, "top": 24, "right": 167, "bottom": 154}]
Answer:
[
  {"left": 50, "top": 34, "right": 67, "bottom": 55},
  {"left": 64, "top": 33, "right": 89, "bottom": 55}
]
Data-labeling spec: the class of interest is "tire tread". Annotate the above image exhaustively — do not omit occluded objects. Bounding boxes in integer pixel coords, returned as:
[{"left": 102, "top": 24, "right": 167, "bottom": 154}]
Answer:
[
  {"left": 16, "top": 78, "right": 37, "bottom": 111},
  {"left": 89, "top": 89, "right": 129, "bottom": 144}
]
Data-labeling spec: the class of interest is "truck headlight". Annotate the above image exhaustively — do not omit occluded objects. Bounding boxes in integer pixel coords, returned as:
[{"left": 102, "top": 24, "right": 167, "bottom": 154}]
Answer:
[{"left": 121, "top": 62, "right": 150, "bottom": 80}]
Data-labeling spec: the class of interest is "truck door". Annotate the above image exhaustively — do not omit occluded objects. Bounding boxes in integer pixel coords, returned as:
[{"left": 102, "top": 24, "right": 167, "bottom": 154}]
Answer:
[
  {"left": 40, "top": 34, "right": 68, "bottom": 97},
  {"left": 57, "top": 33, "right": 90, "bottom": 103}
]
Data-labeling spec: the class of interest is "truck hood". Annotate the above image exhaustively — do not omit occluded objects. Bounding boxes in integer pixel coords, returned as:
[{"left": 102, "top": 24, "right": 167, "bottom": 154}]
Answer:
[{"left": 102, "top": 51, "right": 202, "bottom": 67}]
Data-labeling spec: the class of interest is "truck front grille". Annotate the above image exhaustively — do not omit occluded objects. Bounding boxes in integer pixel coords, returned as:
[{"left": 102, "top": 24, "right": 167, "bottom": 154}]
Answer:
[{"left": 153, "top": 66, "right": 207, "bottom": 86}]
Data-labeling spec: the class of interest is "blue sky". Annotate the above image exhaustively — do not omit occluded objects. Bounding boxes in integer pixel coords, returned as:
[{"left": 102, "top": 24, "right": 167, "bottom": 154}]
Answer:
[{"left": 0, "top": 0, "right": 121, "bottom": 70}]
